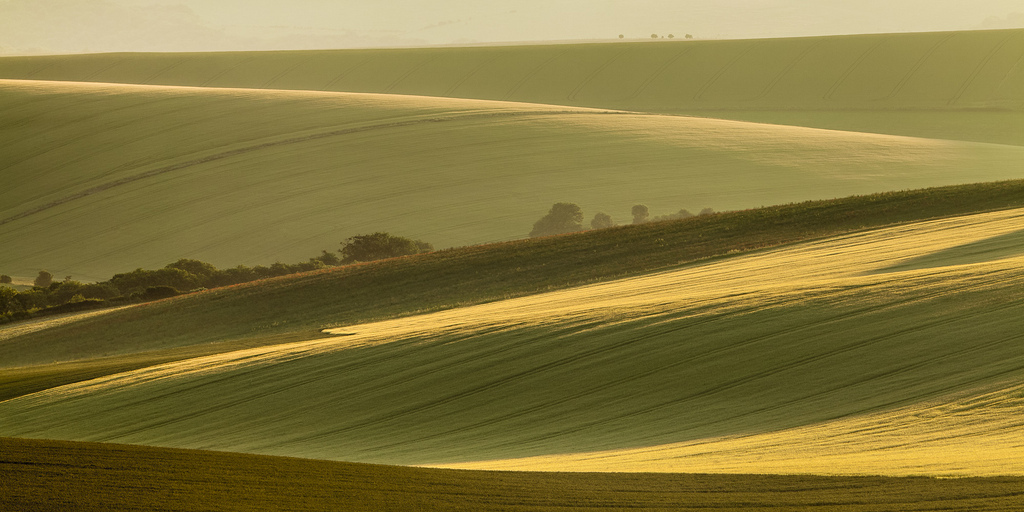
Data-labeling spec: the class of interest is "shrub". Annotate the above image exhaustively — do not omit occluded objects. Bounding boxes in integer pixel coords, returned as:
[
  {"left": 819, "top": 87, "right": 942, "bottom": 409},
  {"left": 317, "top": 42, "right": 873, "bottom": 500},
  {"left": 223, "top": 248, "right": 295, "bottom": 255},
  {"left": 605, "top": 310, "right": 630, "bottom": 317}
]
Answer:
[
  {"left": 699, "top": 207, "right": 716, "bottom": 216},
  {"left": 110, "top": 267, "right": 200, "bottom": 295},
  {"left": 0, "top": 275, "right": 11, "bottom": 284},
  {"left": 530, "top": 203, "right": 584, "bottom": 237},
  {"left": 653, "top": 209, "right": 694, "bottom": 222},
  {"left": 166, "top": 259, "right": 218, "bottom": 283},
  {"left": 340, "top": 233, "right": 433, "bottom": 263},
  {"left": 140, "top": 286, "right": 179, "bottom": 301},
  {"left": 0, "top": 286, "right": 18, "bottom": 315}
]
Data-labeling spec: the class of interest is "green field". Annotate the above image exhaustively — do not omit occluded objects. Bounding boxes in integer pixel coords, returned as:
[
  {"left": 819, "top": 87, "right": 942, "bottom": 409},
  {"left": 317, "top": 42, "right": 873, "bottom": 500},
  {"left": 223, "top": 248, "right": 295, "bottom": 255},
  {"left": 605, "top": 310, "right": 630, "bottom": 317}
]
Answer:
[
  {"left": 3, "top": 78, "right": 1023, "bottom": 282},
  {"left": 3, "top": 27, "right": 1024, "bottom": 508},
  {"left": 4, "top": 206, "right": 1023, "bottom": 476},
  {"left": 1, "top": 30, "right": 1021, "bottom": 112},
  {"left": 4, "top": 437, "right": 1023, "bottom": 512},
  {"left": 1, "top": 29, "right": 1021, "bottom": 146}
]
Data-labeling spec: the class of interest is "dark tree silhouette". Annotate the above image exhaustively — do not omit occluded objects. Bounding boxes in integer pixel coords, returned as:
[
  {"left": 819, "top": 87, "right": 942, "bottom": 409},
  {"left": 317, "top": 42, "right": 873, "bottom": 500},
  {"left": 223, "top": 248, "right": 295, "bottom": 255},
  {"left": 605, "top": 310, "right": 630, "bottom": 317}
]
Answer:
[
  {"left": 34, "top": 270, "right": 53, "bottom": 288},
  {"left": 699, "top": 207, "right": 716, "bottom": 216},
  {"left": 590, "top": 212, "right": 615, "bottom": 230},
  {"left": 340, "top": 232, "right": 433, "bottom": 263},
  {"left": 530, "top": 203, "right": 584, "bottom": 237},
  {"left": 631, "top": 204, "right": 650, "bottom": 224},
  {"left": 0, "top": 274, "right": 11, "bottom": 284}
]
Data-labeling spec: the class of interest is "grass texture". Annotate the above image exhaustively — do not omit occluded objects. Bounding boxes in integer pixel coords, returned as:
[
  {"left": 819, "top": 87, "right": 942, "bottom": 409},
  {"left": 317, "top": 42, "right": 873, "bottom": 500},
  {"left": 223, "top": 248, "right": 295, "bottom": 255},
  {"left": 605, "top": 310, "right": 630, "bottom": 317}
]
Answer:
[
  {"left": 0, "top": 29, "right": 1021, "bottom": 146},
  {"left": 0, "top": 30, "right": 1020, "bottom": 112},
  {"left": 5, "top": 437, "right": 1024, "bottom": 512},
  {"left": 3, "top": 79, "right": 1023, "bottom": 282},
  {"left": 4, "top": 180, "right": 1024, "bottom": 371},
  {"left": 3, "top": 208, "right": 1024, "bottom": 476}
]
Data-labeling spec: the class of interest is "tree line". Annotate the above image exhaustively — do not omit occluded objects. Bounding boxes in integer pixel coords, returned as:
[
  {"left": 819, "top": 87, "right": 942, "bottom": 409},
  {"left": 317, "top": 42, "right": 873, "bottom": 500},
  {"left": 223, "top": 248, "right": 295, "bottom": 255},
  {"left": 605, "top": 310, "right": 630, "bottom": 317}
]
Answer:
[
  {"left": 530, "top": 202, "right": 715, "bottom": 237},
  {"left": 0, "top": 232, "right": 432, "bottom": 323}
]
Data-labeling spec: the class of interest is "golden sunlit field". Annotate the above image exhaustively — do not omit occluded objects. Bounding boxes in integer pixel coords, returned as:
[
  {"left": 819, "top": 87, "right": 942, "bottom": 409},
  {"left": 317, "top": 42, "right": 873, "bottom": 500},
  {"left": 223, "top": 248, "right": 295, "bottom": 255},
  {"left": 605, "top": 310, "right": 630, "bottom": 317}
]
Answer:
[{"left": 2, "top": 25, "right": 1023, "bottom": 511}]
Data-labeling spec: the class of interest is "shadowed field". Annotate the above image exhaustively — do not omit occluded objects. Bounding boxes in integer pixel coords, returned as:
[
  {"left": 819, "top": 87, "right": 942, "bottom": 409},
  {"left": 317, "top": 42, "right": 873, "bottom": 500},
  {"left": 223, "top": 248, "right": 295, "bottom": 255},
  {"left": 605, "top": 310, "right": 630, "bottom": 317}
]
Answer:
[
  {"left": 3, "top": 209, "right": 1023, "bottom": 476},
  {"left": 3, "top": 79, "right": 1023, "bottom": 282},
  {"left": 1, "top": 29, "right": 1020, "bottom": 145},
  {"left": 5, "top": 437, "right": 1023, "bottom": 512}
]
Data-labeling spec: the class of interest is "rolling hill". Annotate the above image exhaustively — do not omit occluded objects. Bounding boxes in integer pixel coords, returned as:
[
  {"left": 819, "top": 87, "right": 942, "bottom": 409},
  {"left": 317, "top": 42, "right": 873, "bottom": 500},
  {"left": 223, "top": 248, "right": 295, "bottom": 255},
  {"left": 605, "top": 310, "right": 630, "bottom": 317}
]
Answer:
[
  {"left": 1, "top": 29, "right": 1021, "bottom": 145},
  {"left": 3, "top": 208, "right": 1023, "bottom": 476},
  {"left": 4, "top": 437, "right": 1023, "bottom": 512},
  {"left": 3, "top": 78, "right": 1023, "bottom": 282}
]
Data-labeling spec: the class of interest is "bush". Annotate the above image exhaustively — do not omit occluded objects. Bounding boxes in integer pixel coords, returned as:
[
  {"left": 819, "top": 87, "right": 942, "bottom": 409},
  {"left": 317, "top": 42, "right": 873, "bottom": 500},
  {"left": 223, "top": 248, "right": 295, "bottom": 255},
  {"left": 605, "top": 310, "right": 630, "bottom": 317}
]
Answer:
[
  {"left": 0, "top": 275, "right": 11, "bottom": 284},
  {"left": 0, "top": 286, "right": 18, "bottom": 316},
  {"left": 699, "top": 207, "right": 716, "bottom": 216},
  {"left": 140, "top": 286, "right": 179, "bottom": 301},
  {"left": 530, "top": 203, "right": 584, "bottom": 237},
  {"left": 340, "top": 233, "right": 433, "bottom": 263},
  {"left": 653, "top": 209, "right": 694, "bottom": 222}
]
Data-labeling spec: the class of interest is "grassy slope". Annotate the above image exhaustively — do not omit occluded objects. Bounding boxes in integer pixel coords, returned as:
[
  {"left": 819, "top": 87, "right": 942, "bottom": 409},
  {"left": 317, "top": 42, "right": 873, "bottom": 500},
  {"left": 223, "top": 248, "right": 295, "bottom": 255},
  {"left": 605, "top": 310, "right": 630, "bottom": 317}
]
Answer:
[
  {"left": 4, "top": 180, "right": 1024, "bottom": 372},
  {"left": 3, "top": 80, "right": 1024, "bottom": 282},
  {"left": 6, "top": 438, "right": 1023, "bottom": 512},
  {"left": 0, "top": 30, "right": 1021, "bottom": 144},
  {"left": 3, "top": 208, "right": 1023, "bottom": 476}
]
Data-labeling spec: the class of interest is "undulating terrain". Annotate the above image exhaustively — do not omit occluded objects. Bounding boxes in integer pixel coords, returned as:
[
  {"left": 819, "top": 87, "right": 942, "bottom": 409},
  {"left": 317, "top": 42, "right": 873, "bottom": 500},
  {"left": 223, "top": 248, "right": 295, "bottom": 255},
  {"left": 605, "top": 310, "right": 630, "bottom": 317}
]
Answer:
[{"left": 2, "top": 28, "right": 1023, "bottom": 510}]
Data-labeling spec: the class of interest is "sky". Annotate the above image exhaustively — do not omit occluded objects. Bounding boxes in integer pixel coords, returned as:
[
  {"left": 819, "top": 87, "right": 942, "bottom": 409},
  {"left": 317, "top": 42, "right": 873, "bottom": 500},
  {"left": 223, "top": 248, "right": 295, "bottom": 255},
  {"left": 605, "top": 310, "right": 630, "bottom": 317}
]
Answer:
[{"left": 2, "top": 0, "right": 1023, "bottom": 55}]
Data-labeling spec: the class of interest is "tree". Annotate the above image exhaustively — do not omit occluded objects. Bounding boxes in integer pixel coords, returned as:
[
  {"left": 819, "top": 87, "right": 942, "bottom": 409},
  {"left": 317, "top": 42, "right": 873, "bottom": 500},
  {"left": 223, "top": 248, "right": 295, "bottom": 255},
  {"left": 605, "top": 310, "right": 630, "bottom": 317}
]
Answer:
[
  {"left": 34, "top": 270, "right": 53, "bottom": 288},
  {"left": 0, "top": 274, "right": 11, "bottom": 284},
  {"left": 685, "top": 34, "right": 694, "bottom": 39},
  {"left": 530, "top": 203, "right": 584, "bottom": 237},
  {"left": 699, "top": 207, "right": 715, "bottom": 216},
  {"left": 651, "top": 33, "right": 659, "bottom": 39},
  {"left": 631, "top": 204, "right": 649, "bottom": 224},
  {"left": 618, "top": 34, "right": 624, "bottom": 39},
  {"left": 668, "top": 34, "right": 675, "bottom": 39},
  {"left": 590, "top": 212, "right": 615, "bottom": 230},
  {"left": 339, "top": 232, "right": 433, "bottom": 263}
]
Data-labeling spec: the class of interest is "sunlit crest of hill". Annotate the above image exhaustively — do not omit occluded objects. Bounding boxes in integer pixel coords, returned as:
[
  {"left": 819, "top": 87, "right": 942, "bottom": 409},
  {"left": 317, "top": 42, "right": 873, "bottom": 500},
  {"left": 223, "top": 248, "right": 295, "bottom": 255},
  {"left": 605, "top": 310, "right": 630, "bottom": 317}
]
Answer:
[{"left": 1, "top": 29, "right": 1021, "bottom": 145}]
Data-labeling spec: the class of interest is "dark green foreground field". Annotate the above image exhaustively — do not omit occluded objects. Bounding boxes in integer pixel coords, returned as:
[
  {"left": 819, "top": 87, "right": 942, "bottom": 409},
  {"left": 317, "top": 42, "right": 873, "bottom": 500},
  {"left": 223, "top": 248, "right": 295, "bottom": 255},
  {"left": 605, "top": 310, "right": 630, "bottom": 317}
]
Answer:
[{"left": 3, "top": 437, "right": 1022, "bottom": 512}]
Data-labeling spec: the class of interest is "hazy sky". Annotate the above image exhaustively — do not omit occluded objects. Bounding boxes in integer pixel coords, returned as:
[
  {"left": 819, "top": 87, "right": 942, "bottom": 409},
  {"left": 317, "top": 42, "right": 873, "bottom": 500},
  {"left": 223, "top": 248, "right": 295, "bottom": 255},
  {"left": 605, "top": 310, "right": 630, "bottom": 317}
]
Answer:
[{"left": 2, "top": 0, "right": 1023, "bottom": 54}]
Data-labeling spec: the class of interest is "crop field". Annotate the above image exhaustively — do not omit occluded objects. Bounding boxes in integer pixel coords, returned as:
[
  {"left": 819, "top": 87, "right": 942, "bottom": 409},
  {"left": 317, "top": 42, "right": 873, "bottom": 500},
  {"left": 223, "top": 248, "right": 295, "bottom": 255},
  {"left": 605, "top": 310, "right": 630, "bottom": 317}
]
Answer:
[
  {"left": 3, "top": 209, "right": 1024, "bottom": 477},
  {"left": 1, "top": 30, "right": 1021, "bottom": 112},
  {"left": 4, "top": 180, "right": 1024, "bottom": 374},
  {"left": 4, "top": 437, "right": 1024, "bottom": 512},
  {"left": 3, "top": 79, "right": 1024, "bottom": 282},
  {"left": 1, "top": 29, "right": 1021, "bottom": 148},
  {"left": 3, "top": 26, "right": 1024, "bottom": 509}
]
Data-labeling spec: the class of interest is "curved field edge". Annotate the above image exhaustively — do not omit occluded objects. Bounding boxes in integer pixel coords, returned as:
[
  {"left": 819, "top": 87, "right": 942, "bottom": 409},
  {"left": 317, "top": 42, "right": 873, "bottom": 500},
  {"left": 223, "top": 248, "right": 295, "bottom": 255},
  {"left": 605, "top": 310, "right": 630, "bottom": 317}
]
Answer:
[
  {"left": 441, "top": 380, "right": 1024, "bottom": 477},
  {"left": 5, "top": 438, "right": 1023, "bottom": 512},
  {"left": 0, "top": 30, "right": 1020, "bottom": 113},
  {"left": 6, "top": 82, "right": 1023, "bottom": 283},
  {"left": 3, "top": 209, "right": 1023, "bottom": 473},
  {"left": 1, "top": 29, "right": 1021, "bottom": 146},
  {"left": 3, "top": 179, "right": 1024, "bottom": 374}
]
